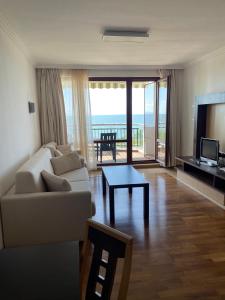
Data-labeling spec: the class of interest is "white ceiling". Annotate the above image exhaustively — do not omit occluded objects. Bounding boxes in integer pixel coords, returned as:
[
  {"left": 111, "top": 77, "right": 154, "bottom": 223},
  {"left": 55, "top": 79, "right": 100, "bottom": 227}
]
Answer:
[{"left": 1, "top": 0, "right": 225, "bottom": 67}]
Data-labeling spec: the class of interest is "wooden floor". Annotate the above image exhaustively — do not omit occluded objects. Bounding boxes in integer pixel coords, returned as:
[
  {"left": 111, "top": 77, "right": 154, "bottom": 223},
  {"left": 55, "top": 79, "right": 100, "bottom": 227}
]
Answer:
[{"left": 90, "top": 168, "right": 225, "bottom": 300}]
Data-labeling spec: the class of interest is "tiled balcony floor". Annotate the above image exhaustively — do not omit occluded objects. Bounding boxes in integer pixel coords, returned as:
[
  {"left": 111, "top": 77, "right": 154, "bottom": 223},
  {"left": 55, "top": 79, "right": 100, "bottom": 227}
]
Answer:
[{"left": 96, "top": 149, "right": 154, "bottom": 163}]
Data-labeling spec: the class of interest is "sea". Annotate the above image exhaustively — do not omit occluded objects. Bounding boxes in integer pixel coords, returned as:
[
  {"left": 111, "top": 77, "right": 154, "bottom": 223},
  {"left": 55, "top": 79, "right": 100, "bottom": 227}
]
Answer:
[
  {"left": 93, "top": 114, "right": 140, "bottom": 125},
  {"left": 91, "top": 114, "right": 166, "bottom": 140},
  {"left": 92, "top": 114, "right": 165, "bottom": 126}
]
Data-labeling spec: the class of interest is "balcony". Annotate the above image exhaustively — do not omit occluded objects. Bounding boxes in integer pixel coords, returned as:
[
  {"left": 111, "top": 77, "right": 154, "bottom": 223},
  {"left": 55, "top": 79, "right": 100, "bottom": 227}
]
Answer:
[{"left": 92, "top": 123, "right": 154, "bottom": 164}]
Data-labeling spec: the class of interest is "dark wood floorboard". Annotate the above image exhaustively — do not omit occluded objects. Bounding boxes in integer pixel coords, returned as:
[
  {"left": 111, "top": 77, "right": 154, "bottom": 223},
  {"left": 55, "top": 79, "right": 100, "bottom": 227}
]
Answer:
[{"left": 90, "top": 169, "right": 225, "bottom": 300}]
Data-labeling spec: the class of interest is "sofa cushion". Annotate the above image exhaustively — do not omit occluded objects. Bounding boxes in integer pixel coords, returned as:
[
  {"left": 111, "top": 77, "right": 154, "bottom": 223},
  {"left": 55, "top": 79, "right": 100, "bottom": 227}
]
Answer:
[
  {"left": 59, "top": 167, "right": 89, "bottom": 182},
  {"left": 70, "top": 180, "right": 91, "bottom": 193},
  {"left": 50, "top": 151, "right": 82, "bottom": 176},
  {"left": 56, "top": 144, "right": 74, "bottom": 155},
  {"left": 41, "top": 170, "right": 71, "bottom": 192},
  {"left": 15, "top": 148, "right": 54, "bottom": 194}
]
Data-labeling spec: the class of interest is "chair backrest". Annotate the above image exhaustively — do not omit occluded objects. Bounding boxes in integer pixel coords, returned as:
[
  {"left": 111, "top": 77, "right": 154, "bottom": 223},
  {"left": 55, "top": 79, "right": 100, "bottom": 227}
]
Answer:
[
  {"left": 81, "top": 219, "right": 133, "bottom": 300},
  {"left": 100, "top": 133, "right": 117, "bottom": 151}
]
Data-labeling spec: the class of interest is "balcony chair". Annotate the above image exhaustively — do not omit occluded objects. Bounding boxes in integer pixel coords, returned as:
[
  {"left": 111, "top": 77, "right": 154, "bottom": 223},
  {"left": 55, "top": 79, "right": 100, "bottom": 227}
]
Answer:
[
  {"left": 100, "top": 133, "right": 117, "bottom": 163},
  {"left": 80, "top": 219, "right": 133, "bottom": 300}
]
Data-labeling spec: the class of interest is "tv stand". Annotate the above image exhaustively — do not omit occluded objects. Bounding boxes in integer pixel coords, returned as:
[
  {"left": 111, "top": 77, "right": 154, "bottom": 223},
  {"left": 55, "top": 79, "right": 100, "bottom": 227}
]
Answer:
[{"left": 176, "top": 156, "right": 225, "bottom": 208}]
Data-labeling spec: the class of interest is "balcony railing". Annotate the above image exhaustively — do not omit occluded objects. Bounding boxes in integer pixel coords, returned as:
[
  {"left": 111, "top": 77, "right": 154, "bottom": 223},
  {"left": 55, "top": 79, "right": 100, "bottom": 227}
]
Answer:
[
  {"left": 92, "top": 123, "right": 143, "bottom": 147},
  {"left": 66, "top": 122, "right": 166, "bottom": 147}
]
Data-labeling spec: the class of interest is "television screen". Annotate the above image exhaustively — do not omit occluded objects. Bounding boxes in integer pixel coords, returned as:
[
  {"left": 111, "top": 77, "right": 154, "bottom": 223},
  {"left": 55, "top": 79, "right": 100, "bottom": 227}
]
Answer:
[{"left": 200, "top": 138, "right": 219, "bottom": 162}]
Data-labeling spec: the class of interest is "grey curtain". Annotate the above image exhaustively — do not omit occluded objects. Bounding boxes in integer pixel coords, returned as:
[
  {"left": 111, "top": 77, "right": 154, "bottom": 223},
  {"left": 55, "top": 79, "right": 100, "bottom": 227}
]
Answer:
[
  {"left": 36, "top": 69, "right": 68, "bottom": 145},
  {"left": 159, "top": 69, "right": 181, "bottom": 167}
]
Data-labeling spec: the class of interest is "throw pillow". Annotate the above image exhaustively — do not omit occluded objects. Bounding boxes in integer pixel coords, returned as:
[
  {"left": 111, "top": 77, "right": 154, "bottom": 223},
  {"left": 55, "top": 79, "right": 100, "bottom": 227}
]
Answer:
[
  {"left": 41, "top": 170, "right": 71, "bottom": 192},
  {"left": 50, "top": 151, "right": 82, "bottom": 175},
  {"left": 54, "top": 149, "right": 63, "bottom": 157},
  {"left": 56, "top": 144, "right": 74, "bottom": 155}
]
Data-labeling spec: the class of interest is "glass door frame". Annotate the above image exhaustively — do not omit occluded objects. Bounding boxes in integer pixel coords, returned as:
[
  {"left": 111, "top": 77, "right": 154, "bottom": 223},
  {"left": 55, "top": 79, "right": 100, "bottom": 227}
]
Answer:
[
  {"left": 155, "top": 77, "right": 170, "bottom": 166},
  {"left": 89, "top": 77, "right": 160, "bottom": 166}
]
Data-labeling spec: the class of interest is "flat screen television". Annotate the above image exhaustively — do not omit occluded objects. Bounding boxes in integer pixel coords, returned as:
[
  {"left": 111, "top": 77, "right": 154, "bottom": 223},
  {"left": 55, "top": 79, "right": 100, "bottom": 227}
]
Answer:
[{"left": 200, "top": 138, "right": 219, "bottom": 166}]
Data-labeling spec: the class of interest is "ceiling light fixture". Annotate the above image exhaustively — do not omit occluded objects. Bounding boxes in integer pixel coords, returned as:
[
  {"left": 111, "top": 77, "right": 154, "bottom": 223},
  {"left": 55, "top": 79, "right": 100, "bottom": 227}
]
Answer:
[{"left": 102, "top": 29, "right": 150, "bottom": 42}]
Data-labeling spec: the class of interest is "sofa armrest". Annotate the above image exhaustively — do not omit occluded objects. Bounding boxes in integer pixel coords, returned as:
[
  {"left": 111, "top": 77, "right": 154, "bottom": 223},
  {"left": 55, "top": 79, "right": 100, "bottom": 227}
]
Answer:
[{"left": 1, "top": 191, "right": 94, "bottom": 247}]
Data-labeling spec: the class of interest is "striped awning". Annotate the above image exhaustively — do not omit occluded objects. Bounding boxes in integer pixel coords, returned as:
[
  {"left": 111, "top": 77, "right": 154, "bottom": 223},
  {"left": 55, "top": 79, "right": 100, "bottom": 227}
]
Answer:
[{"left": 89, "top": 81, "right": 150, "bottom": 89}]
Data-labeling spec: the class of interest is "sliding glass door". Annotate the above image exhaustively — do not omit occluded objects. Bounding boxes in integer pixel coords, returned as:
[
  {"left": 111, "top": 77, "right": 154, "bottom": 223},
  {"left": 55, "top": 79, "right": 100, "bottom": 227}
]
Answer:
[
  {"left": 156, "top": 78, "right": 168, "bottom": 165},
  {"left": 132, "top": 81, "right": 156, "bottom": 162},
  {"left": 89, "top": 81, "right": 127, "bottom": 164},
  {"left": 88, "top": 77, "right": 169, "bottom": 166},
  {"left": 144, "top": 82, "right": 156, "bottom": 160}
]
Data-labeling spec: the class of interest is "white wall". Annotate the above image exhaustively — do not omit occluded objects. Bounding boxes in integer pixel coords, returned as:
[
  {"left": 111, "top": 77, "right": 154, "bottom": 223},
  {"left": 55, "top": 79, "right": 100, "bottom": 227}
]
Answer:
[
  {"left": 181, "top": 48, "right": 225, "bottom": 155},
  {"left": 0, "top": 26, "right": 41, "bottom": 248}
]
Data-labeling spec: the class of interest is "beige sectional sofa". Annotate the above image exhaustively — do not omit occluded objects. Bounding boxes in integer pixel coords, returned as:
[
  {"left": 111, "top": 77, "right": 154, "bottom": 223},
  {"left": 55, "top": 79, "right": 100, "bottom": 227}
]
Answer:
[{"left": 1, "top": 146, "right": 95, "bottom": 247}]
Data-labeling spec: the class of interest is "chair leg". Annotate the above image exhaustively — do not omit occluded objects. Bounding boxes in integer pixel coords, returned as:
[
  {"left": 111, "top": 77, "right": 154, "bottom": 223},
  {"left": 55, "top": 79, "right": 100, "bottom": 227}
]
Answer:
[
  {"left": 100, "top": 150, "right": 102, "bottom": 163},
  {"left": 112, "top": 149, "right": 116, "bottom": 162},
  {"left": 114, "top": 148, "right": 116, "bottom": 162}
]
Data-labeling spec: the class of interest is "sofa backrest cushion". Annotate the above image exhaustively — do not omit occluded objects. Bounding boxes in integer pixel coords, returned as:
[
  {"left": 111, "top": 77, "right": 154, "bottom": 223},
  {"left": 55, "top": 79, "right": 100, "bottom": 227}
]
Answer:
[
  {"left": 50, "top": 151, "right": 82, "bottom": 176},
  {"left": 15, "top": 148, "right": 53, "bottom": 194}
]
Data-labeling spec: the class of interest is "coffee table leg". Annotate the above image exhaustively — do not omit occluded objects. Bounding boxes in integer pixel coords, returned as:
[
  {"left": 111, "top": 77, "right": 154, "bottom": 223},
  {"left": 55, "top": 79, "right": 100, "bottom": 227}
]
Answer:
[
  {"left": 109, "top": 187, "right": 115, "bottom": 223},
  {"left": 128, "top": 187, "right": 132, "bottom": 194},
  {"left": 143, "top": 184, "right": 149, "bottom": 219},
  {"left": 102, "top": 171, "right": 106, "bottom": 196}
]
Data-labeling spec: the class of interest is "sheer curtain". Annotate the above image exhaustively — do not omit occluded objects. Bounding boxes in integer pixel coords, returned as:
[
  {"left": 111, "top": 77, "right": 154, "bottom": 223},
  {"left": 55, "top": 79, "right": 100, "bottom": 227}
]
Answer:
[
  {"left": 159, "top": 69, "right": 181, "bottom": 167},
  {"left": 61, "top": 70, "right": 97, "bottom": 170},
  {"left": 36, "top": 68, "right": 68, "bottom": 145}
]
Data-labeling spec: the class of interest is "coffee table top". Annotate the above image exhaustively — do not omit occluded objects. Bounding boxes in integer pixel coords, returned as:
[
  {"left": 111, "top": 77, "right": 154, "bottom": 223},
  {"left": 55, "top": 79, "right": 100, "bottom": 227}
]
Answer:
[{"left": 102, "top": 165, "right": 148, "bottom": 187}]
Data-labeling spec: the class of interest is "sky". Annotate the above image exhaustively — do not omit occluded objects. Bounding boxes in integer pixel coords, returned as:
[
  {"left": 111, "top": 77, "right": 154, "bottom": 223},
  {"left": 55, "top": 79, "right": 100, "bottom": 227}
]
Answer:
[
  {"left": 63, "top": 84, "right": 167, "bottom": 117},
  {"left": 89, "top": 86, "right": 156, "bottom": 116}
]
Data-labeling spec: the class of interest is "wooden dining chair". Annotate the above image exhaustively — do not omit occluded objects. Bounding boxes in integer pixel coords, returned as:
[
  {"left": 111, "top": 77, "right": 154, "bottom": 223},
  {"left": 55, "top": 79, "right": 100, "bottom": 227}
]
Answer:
[{"left": 80, "top": 219, "right": 133, "bottom": 300}]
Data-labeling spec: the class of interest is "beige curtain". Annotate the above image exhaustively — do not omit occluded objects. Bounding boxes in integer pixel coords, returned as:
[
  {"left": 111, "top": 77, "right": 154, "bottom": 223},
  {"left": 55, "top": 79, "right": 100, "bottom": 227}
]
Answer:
[
  {"left": 159, "top": 69, "right": 181, "bottom": 167},
  {"left": 36, "top": 69, "right": 68, "bottom": 145},
  {"left": 61, "top": 70, "right": 97, "bottom": 170}
]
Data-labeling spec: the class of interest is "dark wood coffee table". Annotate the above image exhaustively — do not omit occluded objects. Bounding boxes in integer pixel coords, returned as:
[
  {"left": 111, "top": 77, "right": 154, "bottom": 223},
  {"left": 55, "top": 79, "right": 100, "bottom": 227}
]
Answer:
[{"left": 102, "top": 165, "right": 149, "bottom": 223}]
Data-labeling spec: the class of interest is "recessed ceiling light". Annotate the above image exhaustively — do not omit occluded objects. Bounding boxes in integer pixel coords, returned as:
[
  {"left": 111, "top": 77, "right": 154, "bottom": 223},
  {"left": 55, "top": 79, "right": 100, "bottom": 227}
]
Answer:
[{"left": 102, "top": 29, "right": 150, "bottom": 43}]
